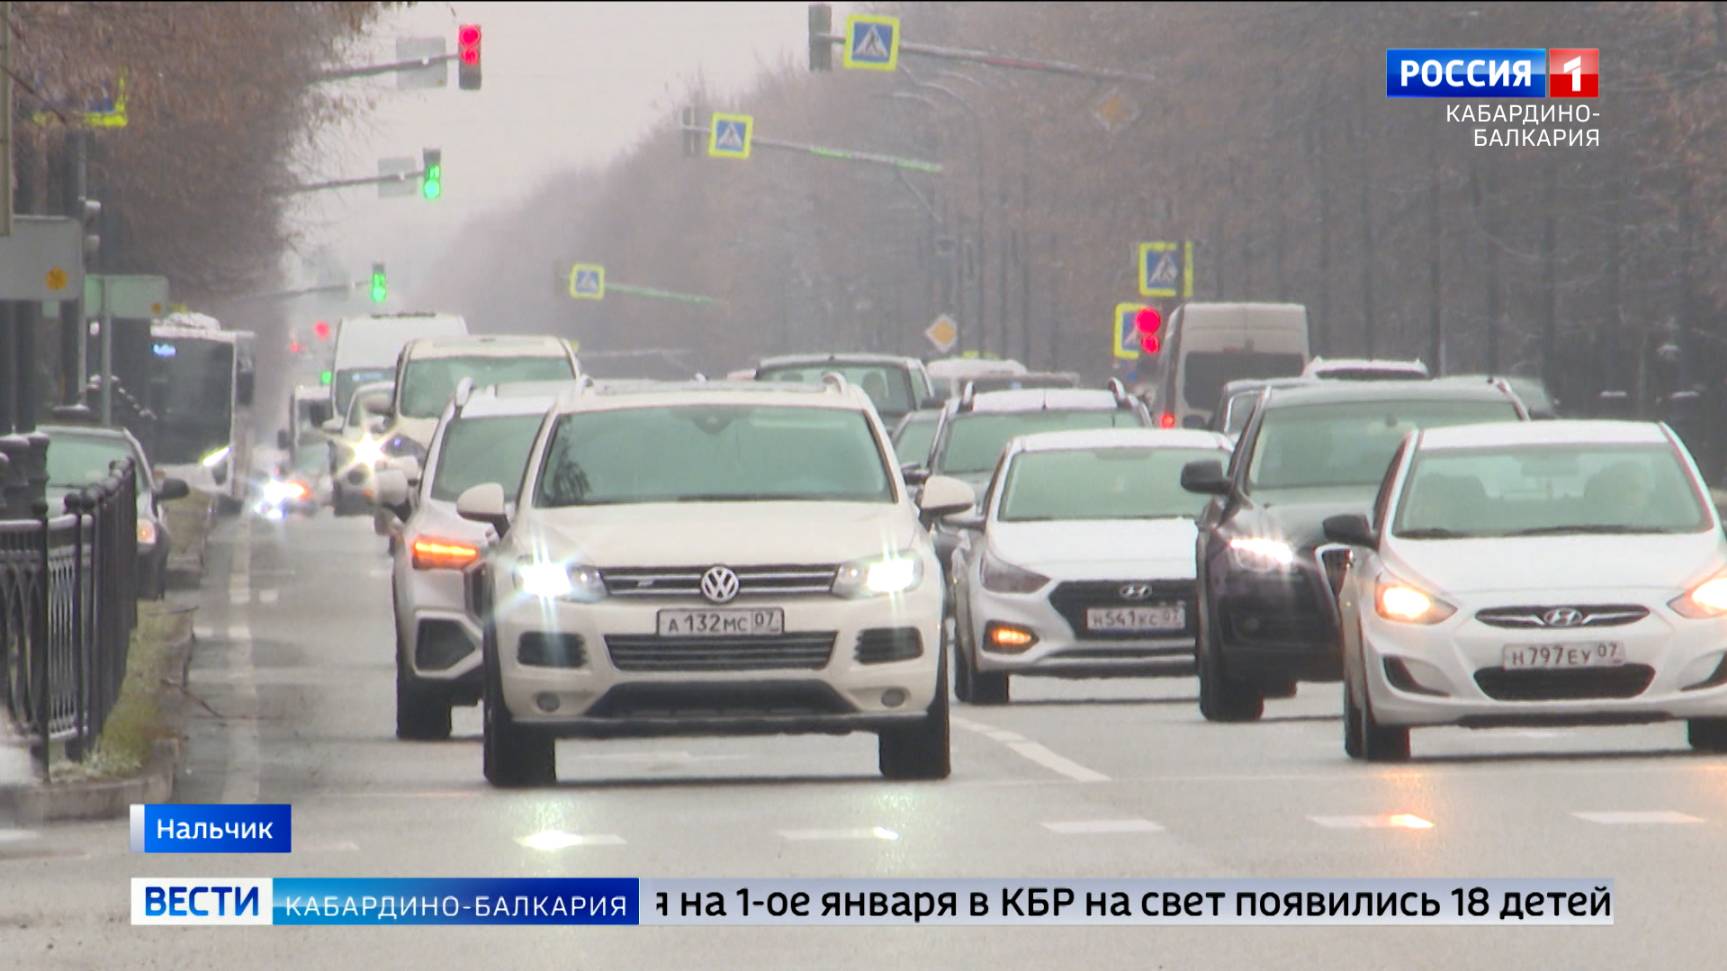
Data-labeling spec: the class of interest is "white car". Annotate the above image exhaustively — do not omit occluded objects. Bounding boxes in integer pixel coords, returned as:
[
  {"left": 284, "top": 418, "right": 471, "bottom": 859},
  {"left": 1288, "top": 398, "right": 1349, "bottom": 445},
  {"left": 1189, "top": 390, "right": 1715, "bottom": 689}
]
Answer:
[
  {"left": 949, "top": 429, "right": 1232, "bottom": 704},
  {"left": 376, "top": 381, "right": 566, "bottom": 739},
  {"left": 324, "top": 380, "right": 394, "bottom": 515},
  {"left": 455, "top": 376, "right": 974, "bottom": 786},
  {"left": 385, "top": 334, "right": 581, "bottom": 460},
  {"left": 1328, "top": 420, "right": 1727, "bottom": 760},
  {"left": 1303, "top": 356, "right": 1430, "bottom": 382}
]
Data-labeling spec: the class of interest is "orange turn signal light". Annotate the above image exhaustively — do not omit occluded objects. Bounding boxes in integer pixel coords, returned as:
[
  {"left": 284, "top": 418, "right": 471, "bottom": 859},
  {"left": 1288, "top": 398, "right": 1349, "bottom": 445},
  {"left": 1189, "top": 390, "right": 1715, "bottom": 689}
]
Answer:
[
  {"left": 411, "top": 536, "right": 480, "bottom": 571},
  {"left": 984, "top": 622, "right": 1037, "bottom": 653}
]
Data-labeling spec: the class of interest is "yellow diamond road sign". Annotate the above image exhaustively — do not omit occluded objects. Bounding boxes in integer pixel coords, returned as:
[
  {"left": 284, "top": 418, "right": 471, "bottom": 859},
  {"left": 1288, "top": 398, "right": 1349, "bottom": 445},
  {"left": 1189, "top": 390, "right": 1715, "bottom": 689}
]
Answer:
[{"left": 925, "top": 314, "right": 958, "bottom": 353}]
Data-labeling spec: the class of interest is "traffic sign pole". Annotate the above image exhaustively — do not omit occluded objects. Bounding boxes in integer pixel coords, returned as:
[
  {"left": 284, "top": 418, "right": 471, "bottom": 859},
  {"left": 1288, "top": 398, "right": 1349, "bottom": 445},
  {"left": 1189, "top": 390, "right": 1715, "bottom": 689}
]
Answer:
[{"left": 681, "top": 122, "right": 940, "bottom": 174}]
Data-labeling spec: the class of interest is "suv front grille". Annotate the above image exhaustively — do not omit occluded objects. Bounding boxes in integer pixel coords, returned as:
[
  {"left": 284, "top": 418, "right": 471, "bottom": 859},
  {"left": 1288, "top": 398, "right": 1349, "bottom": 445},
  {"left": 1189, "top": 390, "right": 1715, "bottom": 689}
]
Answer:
[
  {"left": 1475, "top": 605, "right": 1649, "bottom": 629},
  {"left": 1473, "top": 664, "right": 1654, "bottom": 701},
  {"left": 601, "top": 564, "right": 838, "bottom": 598},
  {"left": 855, "top": 628, "right": 922, "bottom": 664},
  {"left": 1046, "top": 580, "right": 1196, "bottom": 639},
  {"left": 605, "top": 632, "right": 836, "bottom": 672}
]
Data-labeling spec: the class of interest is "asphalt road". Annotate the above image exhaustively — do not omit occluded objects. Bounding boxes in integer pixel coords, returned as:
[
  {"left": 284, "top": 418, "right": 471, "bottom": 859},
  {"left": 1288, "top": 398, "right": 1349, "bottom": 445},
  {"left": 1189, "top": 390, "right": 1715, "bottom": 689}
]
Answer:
[{"left": 3, "top": 512, "right": 1723, "bottom": 967}]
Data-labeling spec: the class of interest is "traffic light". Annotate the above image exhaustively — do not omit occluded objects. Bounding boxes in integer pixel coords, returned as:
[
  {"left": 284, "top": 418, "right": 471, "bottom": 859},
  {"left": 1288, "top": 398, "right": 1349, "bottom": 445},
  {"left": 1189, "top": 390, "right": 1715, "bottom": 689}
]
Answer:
[
  {"left": 808, "top": 4, "right": 833, "bottom": 71},
  {"left": 289, "top": 338, "right": 304, "bottom": 354},
  {"left": 457, "top": 24, "right": 482, "bottom": 90},
  {"left": 1135, "top": 305, "right": 1162, "bottom": 355},
  {"left": 80, "top": 198, "right": 103, "bottom": 264},
  {"left": 369, "top": 262, "right": 388, "bottom": 304},
  {"left": 312, "top": 320, "right": 331, "bottom": 341},
  {"left": 421, "top": 148, "right": 442, "bottom": 201}
]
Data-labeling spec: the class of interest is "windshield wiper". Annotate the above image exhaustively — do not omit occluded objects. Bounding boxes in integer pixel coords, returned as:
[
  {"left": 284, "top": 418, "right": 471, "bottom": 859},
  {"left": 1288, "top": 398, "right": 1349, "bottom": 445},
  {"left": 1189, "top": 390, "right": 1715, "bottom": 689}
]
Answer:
[
  {"left": 1503, "top": 524, "right": 1657, "bottom": 537},
  {"left": 1396, "top": 527, "right": 1473, "bottom": 539}
]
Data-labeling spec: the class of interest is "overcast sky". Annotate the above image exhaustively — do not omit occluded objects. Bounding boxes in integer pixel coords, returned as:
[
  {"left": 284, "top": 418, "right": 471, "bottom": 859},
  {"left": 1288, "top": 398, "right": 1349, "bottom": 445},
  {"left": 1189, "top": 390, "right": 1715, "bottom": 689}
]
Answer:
[{"left": 286, "top": 1, "right": 849, "bottom": 290}]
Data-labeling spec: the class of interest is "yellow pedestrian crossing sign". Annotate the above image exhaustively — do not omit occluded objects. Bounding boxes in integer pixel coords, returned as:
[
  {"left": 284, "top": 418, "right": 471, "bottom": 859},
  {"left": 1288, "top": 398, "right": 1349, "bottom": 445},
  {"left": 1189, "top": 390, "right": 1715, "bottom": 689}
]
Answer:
[
  {"left": 569, "top": 264, "right": 605, "bottom": 300},
  {"left": 1137, "top": 241, "right": 1194, "bottom": 299},
  {"left": 843, "top": 14, "right": 900, "bottom": 71},
  {"left": 708, "top": 113, "right": 753, "bottom": 160}
]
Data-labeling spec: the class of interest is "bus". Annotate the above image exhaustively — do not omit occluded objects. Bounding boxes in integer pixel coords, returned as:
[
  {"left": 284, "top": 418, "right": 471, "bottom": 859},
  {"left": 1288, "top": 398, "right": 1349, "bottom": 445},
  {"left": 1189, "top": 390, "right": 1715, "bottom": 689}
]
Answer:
[
  {"left": 1146, "top": 302, "right": 1310, "bottom": 429},
  {"left": 116, "top": 312, "right": 257, "bottom": 513}
]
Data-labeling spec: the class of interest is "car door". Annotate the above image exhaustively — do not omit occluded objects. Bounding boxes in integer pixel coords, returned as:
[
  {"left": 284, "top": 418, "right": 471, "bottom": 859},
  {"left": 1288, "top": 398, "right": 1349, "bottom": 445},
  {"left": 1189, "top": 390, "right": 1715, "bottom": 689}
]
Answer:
[
  {"left": 951, "top": 452, "right": 1009, "bottom": 646},
  {"left": 1340, "top": 437, "right": 1413, "bottom": 685}
]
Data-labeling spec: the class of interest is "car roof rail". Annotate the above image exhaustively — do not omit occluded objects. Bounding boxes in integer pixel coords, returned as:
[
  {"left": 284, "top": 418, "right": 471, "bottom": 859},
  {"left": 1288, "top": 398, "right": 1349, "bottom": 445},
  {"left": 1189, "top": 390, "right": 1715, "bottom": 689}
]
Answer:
[
  {"left": 453, "top": 376, "right": 476, "bottom": 408},
  {"left": 820, "top": 371, "right": 849, "bottom": 394},
  {"left": 958, "top": 380, "right": 977, "bottom": 412}
]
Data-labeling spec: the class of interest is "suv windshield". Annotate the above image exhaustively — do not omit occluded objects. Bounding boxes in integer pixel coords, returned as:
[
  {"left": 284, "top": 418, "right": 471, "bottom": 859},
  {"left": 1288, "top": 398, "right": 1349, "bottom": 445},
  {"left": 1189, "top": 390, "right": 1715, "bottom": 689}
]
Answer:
[
  {"left": 999, "top": 447, "right": 1225, "bottom": 522},
  {"left": 756, "top": 364, "right": 915, "bottom": 417},
  {"left": 535, "top": 405, "right": 892, "bottom": 506},
  {"left": 431, "top": 414, "right": 544, "bottom": 502},
  {"left": 1247, "top": 398, "right": 1519, "bottom": 492},
  {"left": 1394, "top": 443, "right": 1710, "bottom": 538},
  {"left": 936, "top": 410, "right": 1143, "bottom": 475},
  {"left": 400, "top": 355, "right": 575, "bottom": 419}
]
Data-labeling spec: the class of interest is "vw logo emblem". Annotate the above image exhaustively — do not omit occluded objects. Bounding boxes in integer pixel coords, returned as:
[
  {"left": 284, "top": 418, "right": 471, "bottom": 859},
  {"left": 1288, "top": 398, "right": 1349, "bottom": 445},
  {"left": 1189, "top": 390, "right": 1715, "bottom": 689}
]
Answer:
[
  {"left": 701, "top": 565, "right": 741, "bottom": 604},
  {"left": 1543, "top": 607, "right": 1584, "bottom": 628},
  {"left": 1119, "top": 583, "right": 1154, "bottom": 601}
]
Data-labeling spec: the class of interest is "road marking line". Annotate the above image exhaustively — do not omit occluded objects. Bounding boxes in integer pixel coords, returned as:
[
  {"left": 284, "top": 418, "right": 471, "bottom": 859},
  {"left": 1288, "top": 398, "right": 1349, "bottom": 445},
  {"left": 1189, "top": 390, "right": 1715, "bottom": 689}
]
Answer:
[
  {"left": 516, "top": 831, "right": 626, "bottom": 851},
  {"left": 1042, "top": 819, "right": 1164, "bottom": 835},
  {"left": 0, "top": 829, "right": 39, "bottom": 843},
  {"left": 258, "top": 589, "right": 278, "bottom": 604},
  {"left": 1309, "top": 813, "right": 1435, "bottom": 830},
  {"left": 218, "top": 527, "right": 260, "bottom": 805},
  {"left": 779, "top": 827, "right": 900, "bottom": 842},
  {"left": 1572, "top": 810, "right": 1703, "bottom": 825},
  {"left": 952, "top": 715, "right": 1111, "bottom": 783}
]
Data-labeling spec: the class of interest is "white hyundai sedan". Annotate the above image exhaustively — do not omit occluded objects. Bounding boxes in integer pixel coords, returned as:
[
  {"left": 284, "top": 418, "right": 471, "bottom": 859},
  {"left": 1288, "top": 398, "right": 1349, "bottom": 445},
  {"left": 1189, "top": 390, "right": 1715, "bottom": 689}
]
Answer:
[
  {"left": 1327, "top": 420, "right": 1727, "bottom": 761},
  {"left": 949, "top": 428, "right": 1232, "bottom": 704}
]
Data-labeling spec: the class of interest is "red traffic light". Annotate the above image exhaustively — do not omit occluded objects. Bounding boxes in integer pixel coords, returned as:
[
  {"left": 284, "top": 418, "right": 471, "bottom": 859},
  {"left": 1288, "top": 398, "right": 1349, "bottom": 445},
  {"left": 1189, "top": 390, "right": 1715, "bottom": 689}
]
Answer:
[
  {"left": 1134, "top": 305, "right": 1162, "bottom": 336},
  {"left": 312, "top": 320, "right": 331, "bottom": 340},
  {"left": 458, "top": 24, "right": 482, "bottom": 89},
  {"left": 288, "top": 338, "right": 304, "bottom": 354},
  {"left": 1159, "top": 411, "right": 1177, "bottom": 429},
  {"left": 1139, "top": 333, "right": 1161, "bottom": 355}
]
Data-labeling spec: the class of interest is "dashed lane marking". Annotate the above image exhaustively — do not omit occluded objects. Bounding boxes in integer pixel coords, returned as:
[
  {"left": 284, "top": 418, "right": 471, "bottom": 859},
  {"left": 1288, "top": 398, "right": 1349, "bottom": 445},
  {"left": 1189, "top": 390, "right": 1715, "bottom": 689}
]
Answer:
[
  {"left": 1572, "top": 810, "right": 1703, "bottom": 825},
  {"left": 779, "top": 827, "right": 901, "bottom": 842},
  {"left": 1309, "top": 813, "right": 1435, "bottom": 830},
  {"left": 952, "top": 715, "right": 1110, "bottom": 783},
  {"left": 1042, "top": 819, "right": 1164, "bottom": 835},
  {"left": 516, "top": 831, "right": 627, "bottom": 850}
]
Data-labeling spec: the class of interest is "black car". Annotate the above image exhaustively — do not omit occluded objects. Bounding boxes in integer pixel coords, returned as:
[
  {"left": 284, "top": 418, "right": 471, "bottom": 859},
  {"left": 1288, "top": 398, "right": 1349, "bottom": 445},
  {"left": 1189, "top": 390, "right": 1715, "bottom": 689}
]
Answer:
[{"left": 1179, "top": 381, "right": 1528, "bottom": 722}]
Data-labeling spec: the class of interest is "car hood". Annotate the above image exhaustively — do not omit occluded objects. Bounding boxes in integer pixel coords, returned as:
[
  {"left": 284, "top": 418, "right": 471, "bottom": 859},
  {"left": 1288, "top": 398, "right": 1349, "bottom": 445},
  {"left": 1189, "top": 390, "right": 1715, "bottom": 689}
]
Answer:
[
  {"left": 1228, "top": 486, "right": 1378, "bottom": 552},
  {"left": 1385, "top": 532, "right": 1726, "bottom": 596},
  {"left": 991, "top": 518, "right": 1197, "bottom": 579},
  {"left": 519, "top": 502, "right": 922, "bottom": 567}
]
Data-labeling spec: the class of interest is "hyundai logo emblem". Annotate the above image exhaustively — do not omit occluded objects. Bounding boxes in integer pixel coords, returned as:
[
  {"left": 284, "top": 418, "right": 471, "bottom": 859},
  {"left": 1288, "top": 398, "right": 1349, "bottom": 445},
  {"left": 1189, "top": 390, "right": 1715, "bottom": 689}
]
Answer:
[
  {"left": 1119, "top": 583, "right": 1154, "bottom": 601},
  {"left": 1542, "top": 607, "right": 1584, "bottom": 628},
  {"left": 700, "top": 565, "right": 741, "bottom": 604}
]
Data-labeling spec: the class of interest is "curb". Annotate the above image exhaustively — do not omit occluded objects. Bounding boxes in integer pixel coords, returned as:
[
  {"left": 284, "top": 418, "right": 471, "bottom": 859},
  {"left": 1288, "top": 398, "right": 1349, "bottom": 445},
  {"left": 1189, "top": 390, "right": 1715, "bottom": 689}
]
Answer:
[{"left": 0, "top": 604, "right": 197, "bottom": 825}]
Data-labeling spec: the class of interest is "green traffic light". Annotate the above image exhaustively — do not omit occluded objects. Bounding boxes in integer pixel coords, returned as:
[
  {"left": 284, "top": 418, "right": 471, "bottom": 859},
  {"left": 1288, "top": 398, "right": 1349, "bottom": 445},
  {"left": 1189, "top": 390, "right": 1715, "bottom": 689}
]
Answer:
[
  {"left": 320, "top": 369, "right": 332, "bottom": 386},
  {"left": 370, "top": 273, "right": 388, "bottom": 304},
  {"left": 421, "top": 164, "right": 442, "bottom": 201}
]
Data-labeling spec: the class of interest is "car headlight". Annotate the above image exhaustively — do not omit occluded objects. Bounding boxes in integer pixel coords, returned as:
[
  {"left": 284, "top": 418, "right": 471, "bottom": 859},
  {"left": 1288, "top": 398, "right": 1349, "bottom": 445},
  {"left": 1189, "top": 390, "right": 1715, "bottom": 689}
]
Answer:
[
  {"left": 199, "top": 445, "right": 231, "bottom": 469},
  {"left": 978, "top": 548, "right": 1049, "bottom": 594},
  {"left": 1671, "top": 571, "right": 1727, "bottom": 619},
  {"left": 1374, "top": 576, "right": 1456, "bottom": 625},
  {"left": 832, "top": 550, "right": 925, "bottom": 598},
  {"left": 137, "top": 519, "right": 158, "bottom": 548},
  {"left": 352, "top": 436, "right": 385, "bottom": 467},
  {"left": 511, "top": 558, "right": 605, "bottom": 602},
  {"left": 1226, "top": 536, "right": 1297, "bottom": 571}
]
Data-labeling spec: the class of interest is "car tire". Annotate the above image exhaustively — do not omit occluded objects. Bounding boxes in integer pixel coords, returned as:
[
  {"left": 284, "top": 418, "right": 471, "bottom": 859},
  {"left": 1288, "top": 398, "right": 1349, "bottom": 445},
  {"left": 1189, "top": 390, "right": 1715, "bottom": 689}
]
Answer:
[
  {"left": 1686, "top": 718, "right": 1727, "bottom": 752},
  {"left": 396, "top": 654, "right": 452, "bottom": 741},
  {"left": 1195, "top": 590, "right": 1263, "bottom": 722},
  {"left": 879, "top": 649, "right": 951, "bottom": 781},
  {"left": 481, "top": 621, "right": 555, "bottom": 787},
  {"left": 1350, "top": 676, "right": 1410, "bottom": 762}
]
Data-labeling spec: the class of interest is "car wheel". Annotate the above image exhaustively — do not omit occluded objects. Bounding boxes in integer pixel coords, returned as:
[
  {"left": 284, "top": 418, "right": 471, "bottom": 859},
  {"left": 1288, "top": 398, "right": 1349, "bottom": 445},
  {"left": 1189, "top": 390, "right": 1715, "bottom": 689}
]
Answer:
[
  {"left": 1342, "top": 679, "right": 1366, "bottom": 760},
  {"left": 481, "top": 621, "right": 555, "bottom": 787},
  {"left": 1686, "top": 718, "right": 1727, "bottom": 752},
  {"left": 395, "top": 653, "right": 452, "bottom": 741},
  {"left": 1355, "top": 677, "right": 1410, "bottom": 762},
  {"left": 879, "top": 649, "right": 951, "bottom": 780},
  {"left": 1195, "top": 590, "right": 1263, "bottom": 722}
]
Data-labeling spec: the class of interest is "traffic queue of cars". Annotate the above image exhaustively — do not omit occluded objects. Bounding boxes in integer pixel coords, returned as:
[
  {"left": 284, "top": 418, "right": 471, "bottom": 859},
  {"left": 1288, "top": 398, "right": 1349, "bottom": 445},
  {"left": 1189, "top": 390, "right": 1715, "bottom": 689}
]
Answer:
[{"left": 300, "top": 311, "right": 1727, "bottom": 786}]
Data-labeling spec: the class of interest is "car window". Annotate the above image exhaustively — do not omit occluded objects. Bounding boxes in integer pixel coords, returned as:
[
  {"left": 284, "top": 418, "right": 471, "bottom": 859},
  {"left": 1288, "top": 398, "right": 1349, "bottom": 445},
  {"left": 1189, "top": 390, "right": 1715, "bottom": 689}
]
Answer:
[
  {"left": 534, "top": 405, "right": 893, "bottom": 506},
  {"left": 1392, "top": 442, "right": 1711, "bottom": 538},
  {"left": 1246, "top": 399, "right": 1520, "bottom": 493},
  {"left": 46, "top": 436, "right": 145, "bottom": 494},
  {"left": 997, "top": 447, "right": 1226, "bottom": 522},
  {"left": 1371, "top": 439, "right": 1410, "bottom": 531},
  {"left": 1182, "top": 352, "right": 1306, "bottom": 413},
  {"left": 430, "top": 414, "right": 545, "bottom": 503},
  {"left": 935, "top": 410, "right": 1144, "bottom": 475},
  {"left": 893, "top": 415, "right": 939, "bottom": 465},
  {"left": 399, "top": 356, "right": 575, "bottom": 419}
]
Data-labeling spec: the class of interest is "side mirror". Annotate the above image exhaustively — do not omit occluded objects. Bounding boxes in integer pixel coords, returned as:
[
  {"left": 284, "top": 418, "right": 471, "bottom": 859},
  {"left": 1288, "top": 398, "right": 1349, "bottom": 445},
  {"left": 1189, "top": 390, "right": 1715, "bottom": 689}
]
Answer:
[
  {"left": 276, "top": 430, "right": 290, "bottom": 450},
  {"left": 374, "top": 468, "right": 412, "bottom": 520},
  {"left": 917, "top": 474, "right": 976, "bottom": 522},
  {"left": 155, "top": 477, "right": 191, "bottom": 502},
  {"left": 1180, "top": 459, "right": 1231, "bottom": 496},
  {"left": 395, "top": 456, "right": 423, "bottom": 486},
  {"left": 947, "top": 511, "right": 986, "bottom": 531},
  {"left": 1323, "top": 513, "right": 1378, "bottom": 549},
  {"left": 1182, "top": 414, "right": 1208, "bottom": 429},
  {"left": 363, "top": 396, "right": 392, "bottom": 416},
  {"left": 901, "top": 464, "right": 931, "bottom": 486},
  {"left": 456, "top": 482, "right": 511, "bottom": 536},
  {"left": 320, "top": 418, "right": 343, "bottom": 435}
]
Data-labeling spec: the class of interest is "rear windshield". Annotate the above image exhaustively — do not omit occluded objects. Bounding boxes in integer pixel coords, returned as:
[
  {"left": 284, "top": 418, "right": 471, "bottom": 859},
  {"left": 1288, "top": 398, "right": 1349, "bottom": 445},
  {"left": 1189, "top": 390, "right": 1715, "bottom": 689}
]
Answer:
[
  {"left": 400, "top": 356, "right": 575, "bottom": 419},
  {"left": 1247, "top": 398, "right": 1520, "bottom": 492}
]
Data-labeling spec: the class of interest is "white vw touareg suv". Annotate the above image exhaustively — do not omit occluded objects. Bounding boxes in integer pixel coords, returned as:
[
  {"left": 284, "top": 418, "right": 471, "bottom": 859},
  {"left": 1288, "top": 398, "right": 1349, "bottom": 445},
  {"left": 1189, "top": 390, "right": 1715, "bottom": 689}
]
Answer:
[{"left": 456, "top": 376, "right": 975, "bottom": 786}]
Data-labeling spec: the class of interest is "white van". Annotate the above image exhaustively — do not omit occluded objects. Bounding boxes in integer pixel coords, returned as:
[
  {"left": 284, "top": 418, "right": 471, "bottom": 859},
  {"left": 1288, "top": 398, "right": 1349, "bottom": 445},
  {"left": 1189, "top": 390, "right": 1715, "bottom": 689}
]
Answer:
[
  {"left": 330, "top": 312, "right": 468, "bottom": 418},
  {"left": 925, "top": 356, "right": 1027, "bottom": 400},
  {"left": 1150, "top": 303, "right": 1310, "bottom": 429}
]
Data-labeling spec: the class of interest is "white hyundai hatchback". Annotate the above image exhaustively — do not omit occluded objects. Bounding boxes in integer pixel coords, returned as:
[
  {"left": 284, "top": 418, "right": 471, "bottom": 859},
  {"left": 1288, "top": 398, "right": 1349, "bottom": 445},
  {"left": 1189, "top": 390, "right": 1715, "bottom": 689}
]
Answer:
[
  {"left": 949, "top": 428, "right": 1232, "bottom": 704},
  {"left": 1327, "top": 420, "right": 1727, "bottom": 760},
  {"left": 455, "top": 377, "right": 974, "bottom": 786}
]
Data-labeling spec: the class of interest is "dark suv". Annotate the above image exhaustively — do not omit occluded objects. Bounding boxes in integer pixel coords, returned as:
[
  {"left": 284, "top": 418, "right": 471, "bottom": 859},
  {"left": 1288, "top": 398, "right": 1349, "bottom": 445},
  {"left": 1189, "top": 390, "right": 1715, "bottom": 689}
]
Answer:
[{"left": 1179, "top": 381, "right": 1528, "bottom": 721}]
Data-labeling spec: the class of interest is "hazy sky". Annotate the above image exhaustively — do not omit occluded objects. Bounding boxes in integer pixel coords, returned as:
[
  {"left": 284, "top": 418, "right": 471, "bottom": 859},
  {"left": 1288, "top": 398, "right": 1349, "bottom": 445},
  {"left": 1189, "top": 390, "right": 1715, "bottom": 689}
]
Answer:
[{"left": 287, "top": 1, "right": 849, "bottom": 291}]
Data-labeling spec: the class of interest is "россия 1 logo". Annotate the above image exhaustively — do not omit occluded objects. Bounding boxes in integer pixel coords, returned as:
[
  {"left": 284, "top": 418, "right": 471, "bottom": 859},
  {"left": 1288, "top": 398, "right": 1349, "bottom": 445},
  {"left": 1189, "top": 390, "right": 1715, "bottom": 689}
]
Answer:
[{"left": 1386, "top": 49, "right": 1598, "bottom": 98}]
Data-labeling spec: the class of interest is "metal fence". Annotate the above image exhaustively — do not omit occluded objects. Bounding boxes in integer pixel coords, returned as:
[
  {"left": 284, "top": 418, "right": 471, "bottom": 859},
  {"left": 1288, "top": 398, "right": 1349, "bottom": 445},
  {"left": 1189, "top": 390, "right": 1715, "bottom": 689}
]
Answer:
[{"left": 0, "top": 457, "right": 138, "bottom": 780}]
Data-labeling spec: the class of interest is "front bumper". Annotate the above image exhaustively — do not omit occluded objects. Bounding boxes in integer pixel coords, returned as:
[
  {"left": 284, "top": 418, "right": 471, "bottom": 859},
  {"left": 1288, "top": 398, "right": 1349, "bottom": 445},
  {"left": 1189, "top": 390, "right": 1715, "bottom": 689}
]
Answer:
[
  {"left": 397, "top": 564, "right": 484, "bottom": 695},
  {"left": 968, "top": 579, "right": 1195, "bottom": 677},
  {"left": 492, "top": 581, "right": 943, "bottom": 738},
  {"left": 1212, "top": 552, "right": 1344, "bottom": 682},
  {"left": 1362, "top": 595, "right": 1727, "bottom": 727}
]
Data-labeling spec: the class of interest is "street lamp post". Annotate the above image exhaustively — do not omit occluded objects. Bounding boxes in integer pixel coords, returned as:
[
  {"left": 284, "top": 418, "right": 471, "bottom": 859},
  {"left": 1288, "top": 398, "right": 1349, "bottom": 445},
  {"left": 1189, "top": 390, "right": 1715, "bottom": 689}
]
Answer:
[{"left": 899, "top": 67, "right": 986, "bottom": 355}]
